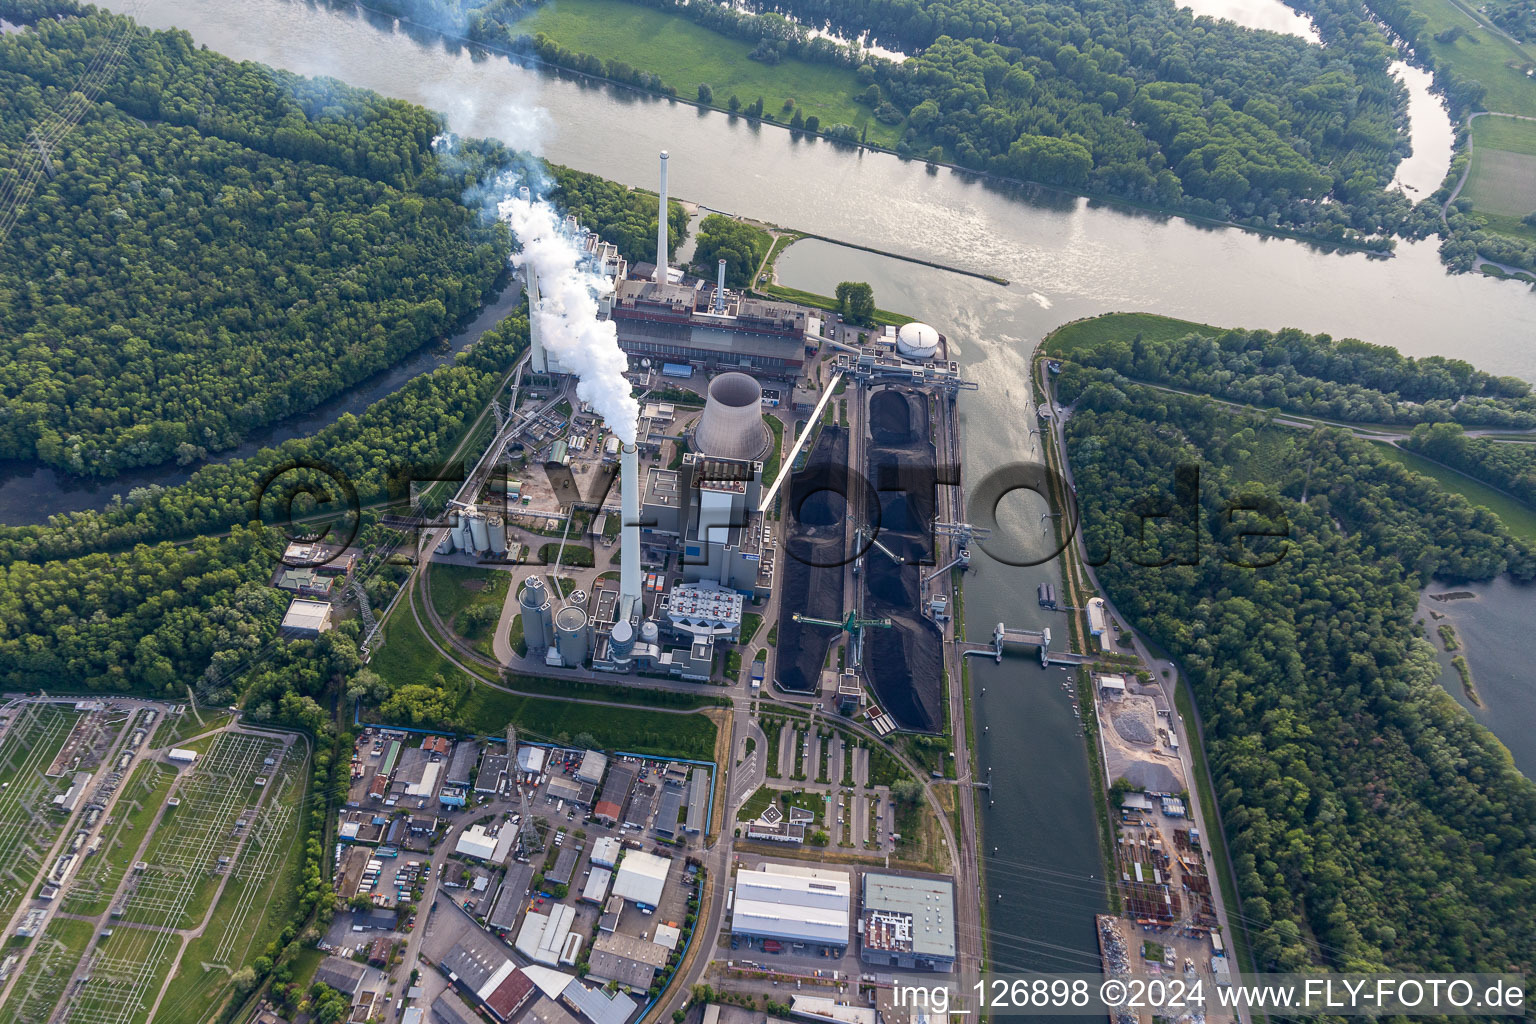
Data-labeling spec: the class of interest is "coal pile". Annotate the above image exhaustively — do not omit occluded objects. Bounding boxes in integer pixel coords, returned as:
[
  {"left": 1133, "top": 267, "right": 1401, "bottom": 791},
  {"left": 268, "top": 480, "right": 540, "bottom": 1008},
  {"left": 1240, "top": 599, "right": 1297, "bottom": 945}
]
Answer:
[
  {"left": 775, "top": 425, "right": 865, "bottom": 693},
  {"left": 861, "top": 387, "right": 943, "bottom": 732}
]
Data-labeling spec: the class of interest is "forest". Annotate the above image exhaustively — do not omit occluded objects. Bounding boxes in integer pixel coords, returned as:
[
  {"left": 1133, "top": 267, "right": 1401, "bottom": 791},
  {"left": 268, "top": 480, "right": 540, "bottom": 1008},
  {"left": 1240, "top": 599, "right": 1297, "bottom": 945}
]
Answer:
[
  {"left": 1055, "top": 363, "right": 1536, "bottom": 976},
  {"left": 0, "top": 4, "right": 685, "bottom": 481},
  {"left": 690, "top": 214, "right": 772, "bottom": 288},
  {"left": 1402, "top": 422, "right": 1536, "bottom": 508},
  {"left": 1054, "top": 323, "right": 1536, "bottom": 427},
  {"left": 284, "top": 0, "right": 1424, "bottom": 247},
  {"left": 0, "top": 7, "right": 510, "bottom": 477},
  {"left": 735, "top": 0, "right": 1415, "bottom": 244}
]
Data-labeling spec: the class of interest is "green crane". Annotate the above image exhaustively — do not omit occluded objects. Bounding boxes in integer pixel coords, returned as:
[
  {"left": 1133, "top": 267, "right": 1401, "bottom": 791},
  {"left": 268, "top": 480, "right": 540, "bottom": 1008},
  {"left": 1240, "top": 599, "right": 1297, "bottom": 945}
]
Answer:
[
  {"left": 793, "top": 610, "right": 893, "bottom": 633},
  {"left": 792, "top": 610, "right": 892, "bottom": 670}
]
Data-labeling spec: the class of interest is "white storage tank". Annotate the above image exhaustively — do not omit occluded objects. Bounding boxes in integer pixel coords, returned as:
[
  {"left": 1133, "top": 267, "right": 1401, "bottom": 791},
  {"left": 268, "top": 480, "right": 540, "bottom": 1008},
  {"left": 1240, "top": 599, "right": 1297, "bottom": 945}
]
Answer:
[
  {"left": 640, "top": 620, "right": 659, "bottom": 645},
  {"left": 487, "top": 515, "right": 507, "bottom": 555},
  {"left": 895, "top": 321, "right": 941, "bottom": 360},
  {"left": 555, "top": 606, "right": 590, "bottom": 667}
]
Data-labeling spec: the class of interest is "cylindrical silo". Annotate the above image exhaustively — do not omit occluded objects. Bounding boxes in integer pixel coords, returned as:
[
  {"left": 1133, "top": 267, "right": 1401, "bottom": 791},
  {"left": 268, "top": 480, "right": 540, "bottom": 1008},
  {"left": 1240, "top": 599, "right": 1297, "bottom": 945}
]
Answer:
[
  {"left": 555, "top": 606, "right": 589, "bottom": 667},
  {"left": 640, "top": 620, "right": 659, "bottom": 646},
  {"left": 609, "top": 619, "right": 635, "bottom": 660},
  {"left": 468, "top": 512, "right": 490, "bottom": 553},
  {"left": 895, "top": 321, "right": 940, "bottom": 360},
  {"left": 695, "top": 372, "right": 769, "bottom": 461},
  {"left": 520, "top": 577, "right": 552, "bottom": 650},
  {"left": 488, "top": 515, "right": 507, "bottom": 556},
  {"left": 568, "top": 589, "right": 588, "bottom": 610}
]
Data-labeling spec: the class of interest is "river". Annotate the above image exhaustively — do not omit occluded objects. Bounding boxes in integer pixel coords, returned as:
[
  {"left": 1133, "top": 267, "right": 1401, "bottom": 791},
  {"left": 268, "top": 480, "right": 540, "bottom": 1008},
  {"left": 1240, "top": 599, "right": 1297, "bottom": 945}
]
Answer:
[{"left": 34, "top": 0, "right": 1536, "bottom": 976}]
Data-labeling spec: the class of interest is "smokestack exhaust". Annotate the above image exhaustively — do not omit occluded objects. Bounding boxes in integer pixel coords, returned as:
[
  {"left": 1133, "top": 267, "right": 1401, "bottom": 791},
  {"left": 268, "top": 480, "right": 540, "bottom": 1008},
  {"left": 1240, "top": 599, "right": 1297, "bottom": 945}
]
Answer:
[
  {"left": 715, "top": 259, "right": 727, "bottom": 313},
  {"left": 654, "top": 151, "right": 669, "bottom": 283},
  {"left": 620, "top": 443, "right": 642, "bottom": 608}
]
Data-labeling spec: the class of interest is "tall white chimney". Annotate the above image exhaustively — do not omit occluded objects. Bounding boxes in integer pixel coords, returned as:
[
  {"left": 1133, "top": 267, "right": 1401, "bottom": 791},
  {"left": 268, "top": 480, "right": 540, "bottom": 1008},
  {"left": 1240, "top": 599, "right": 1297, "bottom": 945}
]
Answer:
[
  {"left": 620, "top": 443, "right": 642, "bottom": 610},
  {"left": 654, "top": 151, "right": 669, "bottom": 283},
  {"left": 715, "top": 259, "right": 727, "bottom": 313}
]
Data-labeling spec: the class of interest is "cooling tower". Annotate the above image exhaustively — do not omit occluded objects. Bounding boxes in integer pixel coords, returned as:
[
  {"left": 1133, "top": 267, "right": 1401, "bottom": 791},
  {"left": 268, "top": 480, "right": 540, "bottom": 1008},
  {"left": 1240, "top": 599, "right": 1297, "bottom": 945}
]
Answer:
[
  {"left": 621, "top": 444, "right": 642, "bottom": 607},
  {"left": 555, "top": 605, "right": 590, "bottom": 667},
  {"left": 655, "top": 151, "right": 669, "bottom": 283},
  {"left": 519, "top": 576, "right": 553, "bottom": 650},
  {"left": 695, "top": 372, "right": 769, "bottom": 461}
]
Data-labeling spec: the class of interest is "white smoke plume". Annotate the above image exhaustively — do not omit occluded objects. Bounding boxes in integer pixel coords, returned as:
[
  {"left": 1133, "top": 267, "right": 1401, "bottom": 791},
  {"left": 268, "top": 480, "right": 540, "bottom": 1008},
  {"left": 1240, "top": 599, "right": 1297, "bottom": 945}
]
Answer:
[{"left": 497, "top": 192, "right": 639, "bottom": 445}]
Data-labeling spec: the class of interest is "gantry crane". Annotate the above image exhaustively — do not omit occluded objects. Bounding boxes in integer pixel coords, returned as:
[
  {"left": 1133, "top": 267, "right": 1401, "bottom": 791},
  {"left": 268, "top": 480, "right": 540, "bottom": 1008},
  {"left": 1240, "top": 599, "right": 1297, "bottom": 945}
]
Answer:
[
  {"left": 923, "top": 519, "right": 991, "bottom": 585},
  {"left": 793, "top": 610, "right": 893, "bottom": 671}
]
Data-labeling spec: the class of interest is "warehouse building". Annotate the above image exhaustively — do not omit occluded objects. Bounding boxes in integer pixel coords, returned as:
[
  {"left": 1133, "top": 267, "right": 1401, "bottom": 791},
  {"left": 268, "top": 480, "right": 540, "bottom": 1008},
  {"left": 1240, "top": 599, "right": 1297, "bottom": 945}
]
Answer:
[
  {"left": 590, "top": 836, "right": 622, "bottom": 869},
  {"left": 280, "top": 598, "right": 333, "bottom": 636},
  {"left": 576, "top": 750, "right": 608, "bottom": 786},
  {"left": 592, "top": 768, "right": 631, "bottom": 824},
  {"left": 516, "top": 903, "right": 578, "bottom": 966},
  {"left": 611, "top": 850, "right": 669, "bottom": 908},
  {"left": 488, "top": 862, "right": 535, "bottom": 933},
  {"left": 586, "top": 932, "right": 669, "bottom": 992},
  {"left": 731, "top": 863, "right": 850, "bottom": 949},
  {"left": 859, "top": 873, "right": 957, "bottom": 973},
  {"left": 546, "top": 845, "right": 582, "bottom": 888}
]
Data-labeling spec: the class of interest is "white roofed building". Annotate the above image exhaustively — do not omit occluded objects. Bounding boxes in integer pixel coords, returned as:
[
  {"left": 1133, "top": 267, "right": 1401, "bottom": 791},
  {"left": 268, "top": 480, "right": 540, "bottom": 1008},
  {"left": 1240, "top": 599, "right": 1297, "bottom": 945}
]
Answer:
[
  {"left": 610, "top": 850, "right": 669, "bottom": 908},
  {"left": 516, "top": 903, "right": 577, "bottom": 966},
  {"left": 731, "top": 862, "right": 850, "bottom": 948}
]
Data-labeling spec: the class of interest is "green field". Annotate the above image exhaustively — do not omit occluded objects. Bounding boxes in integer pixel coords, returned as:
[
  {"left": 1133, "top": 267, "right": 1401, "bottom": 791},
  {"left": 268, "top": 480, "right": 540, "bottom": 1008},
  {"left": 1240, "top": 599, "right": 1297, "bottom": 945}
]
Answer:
[
  {"left": 1374, "top": 442, "right": 1536, "bottom": 543},
  {"left": 512, "top": 0, "right": 899, "bottom": 144},
  {"left": 1041, "top": 312, "right": 1227, "bottom": 356},
  {"left": 758, "top": 283, "right": 914, "bottom": 327},
  {"left": 1465, "top": 115, "right": 1536, "bottom": 235},
  {"left": 454, "top": 684, "right": 718, "bottom": 760},
  {"left": 1409, "top": 0, "right": 1536, "bottom": 116}
]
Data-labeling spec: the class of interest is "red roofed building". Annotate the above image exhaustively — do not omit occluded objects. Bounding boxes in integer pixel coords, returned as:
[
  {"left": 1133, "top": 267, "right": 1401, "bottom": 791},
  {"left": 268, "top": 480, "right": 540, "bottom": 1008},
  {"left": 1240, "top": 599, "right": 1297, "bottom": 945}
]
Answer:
[
  {"left": 422, "top": 736, "right": 451, "bottom": 754},
  {"left": 484, "top": 968, "right": 535, "bottom": 1021}
]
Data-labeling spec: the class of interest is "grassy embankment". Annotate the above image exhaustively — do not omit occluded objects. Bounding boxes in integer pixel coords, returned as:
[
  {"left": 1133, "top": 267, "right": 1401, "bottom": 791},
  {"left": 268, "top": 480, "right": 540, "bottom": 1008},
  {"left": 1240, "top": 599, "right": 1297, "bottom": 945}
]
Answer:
[
  {"left": 511, "top": 0, "right": 899, "bottom": 145},
  {"left": 1373, "top": 444, "right": 1536, "bottom": 544},
  {"left": 1040, "top": 311, "right": 1227, "bottom": 356},
  {"left": 756, "top": 282, "right": 914, "bottom": 327}
]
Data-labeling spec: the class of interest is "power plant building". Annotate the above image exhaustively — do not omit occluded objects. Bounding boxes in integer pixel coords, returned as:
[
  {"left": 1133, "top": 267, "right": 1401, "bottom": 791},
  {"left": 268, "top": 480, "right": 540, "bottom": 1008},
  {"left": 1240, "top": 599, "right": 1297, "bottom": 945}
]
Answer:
[{"left": 610, "top": 284, "right": 809, "bottom": 379}]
